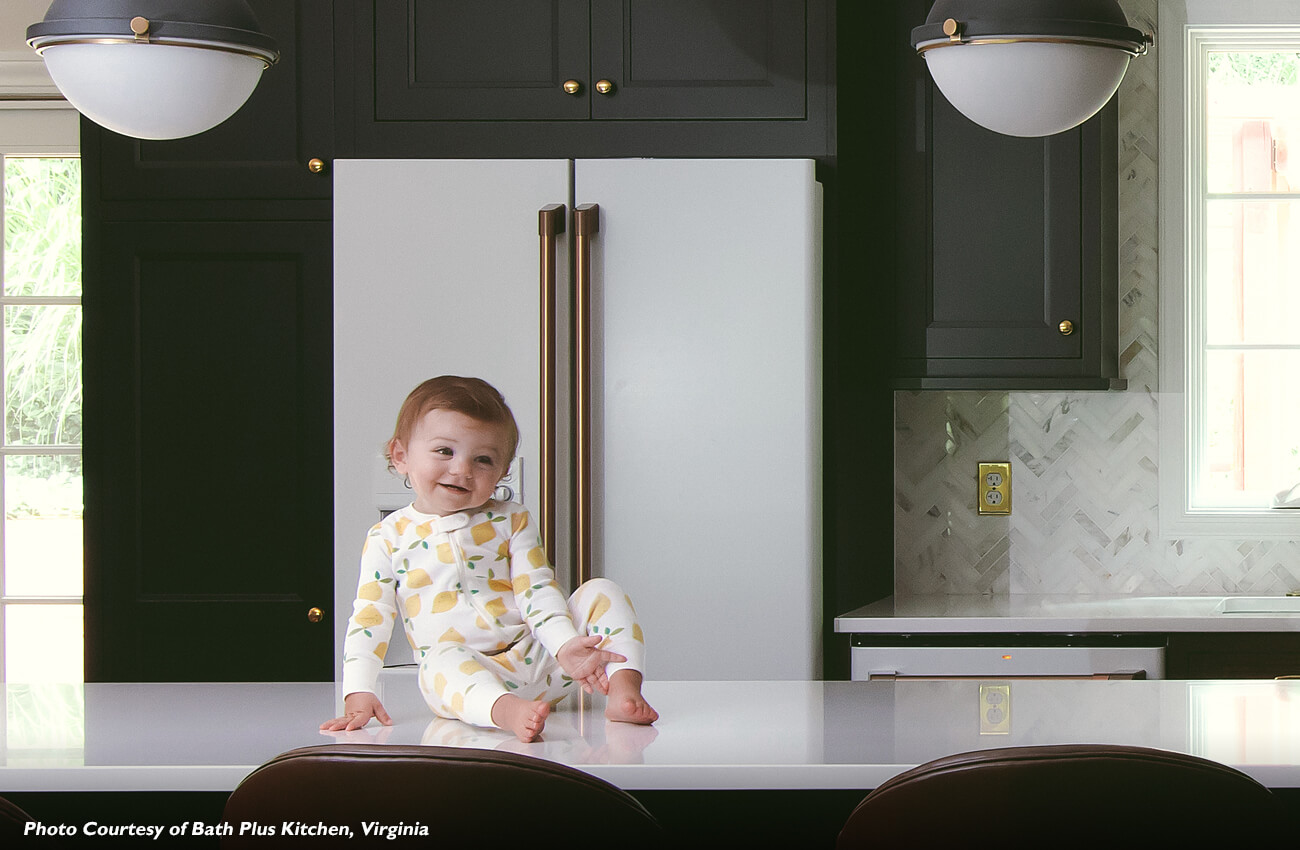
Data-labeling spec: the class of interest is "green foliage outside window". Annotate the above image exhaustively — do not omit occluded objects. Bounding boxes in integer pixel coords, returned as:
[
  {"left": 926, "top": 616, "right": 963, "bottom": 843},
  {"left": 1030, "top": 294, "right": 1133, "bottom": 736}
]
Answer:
[
  {"left": 1208, "top": 51, "right": 1300, "bottom": 86},
  {"left": 3, "top": 158, "right": 82, "bottom": 518}
]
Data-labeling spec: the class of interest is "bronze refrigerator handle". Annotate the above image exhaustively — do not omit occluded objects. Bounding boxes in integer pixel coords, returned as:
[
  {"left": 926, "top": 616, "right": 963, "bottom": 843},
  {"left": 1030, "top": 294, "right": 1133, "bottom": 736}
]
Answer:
[
  {"left": 538, "top": 204, "right": 566, "bottom": 565},
  {"left": 572, "top": 203, "right": 600, "bottom": 589}
]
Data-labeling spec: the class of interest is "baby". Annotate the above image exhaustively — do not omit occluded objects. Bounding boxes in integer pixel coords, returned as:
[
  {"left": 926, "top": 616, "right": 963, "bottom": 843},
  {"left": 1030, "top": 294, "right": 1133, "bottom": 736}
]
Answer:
[{"left": 321, "top": 376, "right": 657, "bottom": 741}]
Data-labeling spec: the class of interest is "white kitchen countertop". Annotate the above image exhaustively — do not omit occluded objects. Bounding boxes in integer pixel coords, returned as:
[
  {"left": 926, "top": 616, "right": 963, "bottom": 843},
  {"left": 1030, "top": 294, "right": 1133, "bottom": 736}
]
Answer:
[
  {"left": 835, "top": 594, "right": 1300, "bottom": 633},
  {"left": 6, "top": 672, "right": 1300, "bottom": 791}
]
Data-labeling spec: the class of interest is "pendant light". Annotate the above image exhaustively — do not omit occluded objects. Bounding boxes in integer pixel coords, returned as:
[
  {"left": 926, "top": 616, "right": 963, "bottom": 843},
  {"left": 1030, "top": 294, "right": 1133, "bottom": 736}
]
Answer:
[
  {"left": 911, "top": 0, "right": 1150, "bottom": 138},
  {"left": 27, "top": 0, "right": 279, "bottom": 141}
]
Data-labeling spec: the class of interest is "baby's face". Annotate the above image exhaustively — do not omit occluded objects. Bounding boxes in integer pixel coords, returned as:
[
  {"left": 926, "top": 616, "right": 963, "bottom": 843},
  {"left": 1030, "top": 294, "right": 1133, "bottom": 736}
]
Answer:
[{"left": 392, "top": 409, "right": 510, "bottom": 515}]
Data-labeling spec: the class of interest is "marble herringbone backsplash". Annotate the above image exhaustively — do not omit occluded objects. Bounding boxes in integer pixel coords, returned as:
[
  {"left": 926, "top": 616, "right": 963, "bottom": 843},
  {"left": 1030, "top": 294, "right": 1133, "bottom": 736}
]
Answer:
[{"left": 893, "top": 0, "right": 1300, "bottom": 596}]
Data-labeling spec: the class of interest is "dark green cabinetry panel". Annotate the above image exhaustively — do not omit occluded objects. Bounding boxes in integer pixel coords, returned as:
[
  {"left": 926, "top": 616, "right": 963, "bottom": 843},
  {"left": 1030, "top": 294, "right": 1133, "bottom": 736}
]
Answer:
[
  {"left": 83, "top": 220, "right": 334, "bottom": 682},
  {"left": 345, "top": 0, "right": 832, "bottom": 157},
  {"left": 888, "top": 0, "right": 1119, "bottom": 390},
  {"left": 1167, "top": 634, "right": 1300, "bottom": 679},
  {"left": 90, "top": 0, "right": 337, "bottom": 202}
]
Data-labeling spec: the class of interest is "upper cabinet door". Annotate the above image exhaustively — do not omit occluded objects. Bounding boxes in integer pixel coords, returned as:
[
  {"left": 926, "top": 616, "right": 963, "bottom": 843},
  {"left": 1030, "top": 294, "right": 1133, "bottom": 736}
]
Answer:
[
  {"left": 371, "top": 0, "right": 591, "bottom": 121},
  {"left": 889, "top": 0, "right": 1119, "bottom": 389},
  {"left": 588, "top": 0, "right": 807, "bottom": 120},
  {"left": 93, "top": 0, "right": 336, "bottom": 202},
  {"left": 347, "top": 0, "right": 830, "bottom": 157}
]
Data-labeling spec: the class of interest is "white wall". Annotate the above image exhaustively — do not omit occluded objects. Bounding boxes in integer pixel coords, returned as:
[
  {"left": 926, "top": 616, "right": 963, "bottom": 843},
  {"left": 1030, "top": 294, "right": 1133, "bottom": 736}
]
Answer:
[{"left": 0, "top": 1, "right": 57, "bottom": 97}]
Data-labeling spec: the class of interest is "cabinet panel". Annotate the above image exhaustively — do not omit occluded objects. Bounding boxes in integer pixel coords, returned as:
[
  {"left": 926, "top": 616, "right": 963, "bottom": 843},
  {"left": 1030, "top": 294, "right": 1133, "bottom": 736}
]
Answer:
[
  {"left": 926, "top": 97, "right": 1082, "bottom": 360},
  {"left": 889, "top": 0, "right": 1118, "bottom": 388},
  {"left": 93, "top": 0, "right": 336, "bottom": 201},
  {"left": 84, "top": 220, "right": 334, "bottom": 681},
  {"left": 1167, "top": 634, "right": 1300, "bottom": 679},
  {"left": 589, "top": 0, "right": 806, "bottom": 120},
  {"left": 373, "top": 0, "right": 590, "bottom": 121},
  {"left": 346, "top": 0, "right": 830, "bottom": 157}
]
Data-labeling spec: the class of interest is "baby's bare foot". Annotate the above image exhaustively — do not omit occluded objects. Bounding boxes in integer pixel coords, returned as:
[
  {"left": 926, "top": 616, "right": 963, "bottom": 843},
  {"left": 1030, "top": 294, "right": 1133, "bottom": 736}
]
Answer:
[
  {"left": 605, "top": 670, "right": 658, "bottom": 725},
  {"left": 491, "top": 695, "right": 551, "bottom": 742}
]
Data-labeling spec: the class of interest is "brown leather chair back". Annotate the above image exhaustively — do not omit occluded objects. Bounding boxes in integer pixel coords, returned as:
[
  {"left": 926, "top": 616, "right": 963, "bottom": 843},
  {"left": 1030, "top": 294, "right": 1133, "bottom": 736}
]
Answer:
[
  {"left": 838, "top": 744, "right": 1285, "bottom": 846},
  {"left": 222, "top": 743, "right": 662, "bottom": 848}
]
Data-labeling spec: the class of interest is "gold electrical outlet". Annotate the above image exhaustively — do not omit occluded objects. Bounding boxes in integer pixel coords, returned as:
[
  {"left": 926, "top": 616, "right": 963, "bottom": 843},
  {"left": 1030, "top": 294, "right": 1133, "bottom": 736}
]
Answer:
[
  {"left": 979, "top": 684, "right": 1011, "bottom": 735},
  {"left": 978, "top": 462, "right": 1012, "bottom": 515}
]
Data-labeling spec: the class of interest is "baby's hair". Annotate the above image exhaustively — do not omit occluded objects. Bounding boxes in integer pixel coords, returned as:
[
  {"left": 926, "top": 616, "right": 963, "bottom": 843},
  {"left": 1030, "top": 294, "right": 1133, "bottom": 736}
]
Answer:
[{"left": 386, "top": 376, "right": 520, "bottom": 471}]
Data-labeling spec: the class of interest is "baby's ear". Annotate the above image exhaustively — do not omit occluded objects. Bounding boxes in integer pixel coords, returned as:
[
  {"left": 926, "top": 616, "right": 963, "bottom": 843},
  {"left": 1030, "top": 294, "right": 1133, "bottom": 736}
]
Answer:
[{"left": 388, "top": 438, "right": 409, "bottom": 472}]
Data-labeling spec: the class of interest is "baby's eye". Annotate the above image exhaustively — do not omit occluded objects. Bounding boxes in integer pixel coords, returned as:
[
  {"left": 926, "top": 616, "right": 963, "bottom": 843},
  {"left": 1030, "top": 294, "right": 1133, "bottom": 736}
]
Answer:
[
  {"left": 475, "top": 456, "right": 496, "bottom": 466},
  {"left": 433, "top": 447, "right": 452, "bottom": 456}
]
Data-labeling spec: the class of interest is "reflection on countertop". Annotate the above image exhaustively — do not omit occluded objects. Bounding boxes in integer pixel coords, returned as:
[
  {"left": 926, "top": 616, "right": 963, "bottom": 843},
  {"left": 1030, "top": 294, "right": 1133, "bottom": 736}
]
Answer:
[{"left": 4, "top": 672, "right": 1300, "bottom": 791}]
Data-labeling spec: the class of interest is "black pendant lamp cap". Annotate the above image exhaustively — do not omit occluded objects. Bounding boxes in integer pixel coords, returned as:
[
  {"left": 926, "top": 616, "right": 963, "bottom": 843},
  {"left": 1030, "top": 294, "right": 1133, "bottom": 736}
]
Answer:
[
  {"left": 28, "top": 0, "right": 278, "bottom": 60},
  {"left": 911, "top": 0, "right": 1146, "bottom": 51}
]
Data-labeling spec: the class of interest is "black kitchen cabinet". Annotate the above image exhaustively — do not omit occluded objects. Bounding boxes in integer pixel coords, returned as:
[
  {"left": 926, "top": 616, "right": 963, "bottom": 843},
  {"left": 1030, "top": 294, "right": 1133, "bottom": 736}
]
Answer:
[
  {"left": 342, "top": 0, "right": 832, "bottom": 157},
  {"left": 1166, "top": 634, "right": 1300, "bottom": 679},
  {"left": 88, "top": 0, "right": 337, "bottom": 203},
  {"left": 887, "top": 0, "right": 1120, "bottom": 390},
  {"left": 82, "top": 219, "right": 334, "bottom": 682}
]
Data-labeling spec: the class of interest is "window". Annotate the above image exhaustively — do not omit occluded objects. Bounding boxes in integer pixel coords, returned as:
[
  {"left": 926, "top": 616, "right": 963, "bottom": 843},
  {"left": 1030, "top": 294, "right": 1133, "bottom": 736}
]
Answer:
[
  {"left": 1160, "top": 2, "right": 1300, "bottom": 537},
  {"left": 0, "top": 106, "right": 83, "bottom": 763}
]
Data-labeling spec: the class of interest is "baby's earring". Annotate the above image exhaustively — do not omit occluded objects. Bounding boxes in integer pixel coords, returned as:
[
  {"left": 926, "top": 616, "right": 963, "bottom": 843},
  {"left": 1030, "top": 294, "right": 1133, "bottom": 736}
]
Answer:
[{"left": 403, "top": 475, "right": 412, "bottom": 490}]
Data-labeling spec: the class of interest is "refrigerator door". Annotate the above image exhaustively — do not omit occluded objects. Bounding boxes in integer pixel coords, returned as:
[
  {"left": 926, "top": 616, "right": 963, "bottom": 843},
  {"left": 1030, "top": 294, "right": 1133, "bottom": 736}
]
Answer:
[
  {"left": 333, "top": 159, "right": 571, "bottom": 667},
  {"left": 576, "top": 159, "right": 822, "bottom": 680}
]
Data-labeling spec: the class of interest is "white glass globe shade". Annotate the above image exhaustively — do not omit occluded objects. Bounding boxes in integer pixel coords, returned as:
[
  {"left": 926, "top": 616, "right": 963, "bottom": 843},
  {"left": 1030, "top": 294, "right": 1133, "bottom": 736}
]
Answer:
[
  {"left": 40, "top": 42, "right": 266, "bottom": 140},
  {"left": 923, "top": 41, "right": 1131, "bottom": 137}
]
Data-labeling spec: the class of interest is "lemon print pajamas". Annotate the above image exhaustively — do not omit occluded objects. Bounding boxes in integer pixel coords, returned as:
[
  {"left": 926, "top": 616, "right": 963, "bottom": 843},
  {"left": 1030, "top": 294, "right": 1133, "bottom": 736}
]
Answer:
[{"left": 341, "top": 501, "right": 645, "bottom": 729}]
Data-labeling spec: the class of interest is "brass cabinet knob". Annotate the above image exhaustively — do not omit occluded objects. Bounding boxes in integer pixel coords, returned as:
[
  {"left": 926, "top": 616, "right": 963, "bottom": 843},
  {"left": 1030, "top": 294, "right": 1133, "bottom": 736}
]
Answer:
[
  {"left": 308, "top": 158, "right": 326, "bottom": 174},
  {"left": 1059, "top": 320, "right": 1075, "bottom": 336},
  {"left": 307, "top": 607, "right": 324, "bottom": 623},
  {"left": 594, "top": 79, "right": 615, "bottom": 95},
  {"left": 562, "top": 79, "right": 582, "bottom": 95}
]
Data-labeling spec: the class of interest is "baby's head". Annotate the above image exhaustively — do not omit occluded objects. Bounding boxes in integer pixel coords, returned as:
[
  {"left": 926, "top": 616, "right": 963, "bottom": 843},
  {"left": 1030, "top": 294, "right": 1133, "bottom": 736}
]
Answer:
[{"left": 386, "top": 376, "right": 519, "bottom": 472}]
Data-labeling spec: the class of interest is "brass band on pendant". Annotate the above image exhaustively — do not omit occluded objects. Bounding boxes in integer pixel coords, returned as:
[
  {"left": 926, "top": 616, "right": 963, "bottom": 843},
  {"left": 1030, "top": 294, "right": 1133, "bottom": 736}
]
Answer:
[
  {"left": 29, "top": 35, "right": 279, "bottom": 66},
  {"left": 916, "top": 34, "right": 1148, "bottom": 57}
]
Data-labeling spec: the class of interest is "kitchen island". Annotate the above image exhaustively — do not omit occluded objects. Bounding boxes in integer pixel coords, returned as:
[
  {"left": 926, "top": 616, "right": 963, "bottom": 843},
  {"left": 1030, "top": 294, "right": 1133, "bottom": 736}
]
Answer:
[
  {"left": 4, "top": 673, "right": 1300, "bottom": 846},
  {"left": 5, "top": 671, "right": 1300, "bottom": 791}
]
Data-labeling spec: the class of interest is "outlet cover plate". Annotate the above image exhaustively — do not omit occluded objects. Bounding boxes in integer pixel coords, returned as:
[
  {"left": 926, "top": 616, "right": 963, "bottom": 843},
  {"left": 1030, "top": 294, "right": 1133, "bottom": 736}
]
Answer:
[
  {"left": 978, "top": 462, "right": 1012, "bottom": 515},
  {"left": 980, "top": 683, "right": 1011, "bottom": 735}
]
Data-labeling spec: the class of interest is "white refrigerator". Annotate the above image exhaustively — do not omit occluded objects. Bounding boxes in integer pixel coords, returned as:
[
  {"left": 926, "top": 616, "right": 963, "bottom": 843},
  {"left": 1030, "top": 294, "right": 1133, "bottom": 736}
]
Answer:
[{"left": 333, "top": 158, "right": 822, "bottom": 680}]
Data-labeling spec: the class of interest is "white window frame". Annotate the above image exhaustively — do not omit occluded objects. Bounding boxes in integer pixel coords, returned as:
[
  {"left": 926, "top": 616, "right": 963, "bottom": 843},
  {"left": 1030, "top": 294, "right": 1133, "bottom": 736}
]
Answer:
[
  {"left": 0, "top": 103, "right": 81, "bottom": 680},
  {"left": 1158, "top": 0, "right": 1300, "bottom": 538}
]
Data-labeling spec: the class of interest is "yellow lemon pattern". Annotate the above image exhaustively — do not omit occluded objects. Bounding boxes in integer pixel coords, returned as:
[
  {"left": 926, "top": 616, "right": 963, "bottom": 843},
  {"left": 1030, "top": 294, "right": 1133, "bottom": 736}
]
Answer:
[
  {"left": 471, "top": 521, "right": 496, "bottom": 545},
  {"left": 341, "top": 504, "right": 648, "bottom": 729},
  {"left": 586, "top": 593, "right": 611, "bottom": 625},
  {"left": 354, "top": 605, "right": 384, "bottom": 629}
]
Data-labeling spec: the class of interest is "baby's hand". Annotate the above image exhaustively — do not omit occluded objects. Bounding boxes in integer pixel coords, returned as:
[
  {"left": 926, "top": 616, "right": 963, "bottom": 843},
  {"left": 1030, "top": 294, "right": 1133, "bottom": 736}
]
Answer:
[
  {"left": 556, "top": 634, "right": 627, "bottom": 695},
  {"left": 320, "top": 692, "right": 392, "bottom": 732}
]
